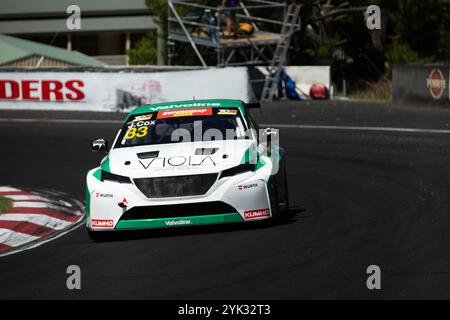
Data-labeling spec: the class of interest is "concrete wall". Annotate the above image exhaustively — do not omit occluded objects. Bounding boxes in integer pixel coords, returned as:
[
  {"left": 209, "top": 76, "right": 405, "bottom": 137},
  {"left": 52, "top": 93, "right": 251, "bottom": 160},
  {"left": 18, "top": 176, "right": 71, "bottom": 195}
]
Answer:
[{"left": 393, "top": 64, "right": 450, "bottom": 107}]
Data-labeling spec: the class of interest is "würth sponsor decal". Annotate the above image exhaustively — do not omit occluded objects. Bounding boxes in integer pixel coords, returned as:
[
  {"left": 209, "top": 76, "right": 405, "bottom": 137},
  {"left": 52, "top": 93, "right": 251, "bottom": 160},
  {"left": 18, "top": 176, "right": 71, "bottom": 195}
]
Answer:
[
  {"left": 244, "top": 208, "right": 270, "bottom": 220},
  {"left": 238, "top": 183, "right": 258, "bottom": 191},
  {"left": 91, "top": 219, "right": 114, "bottom": 228},
  {"left": 0, "top": 186, "right": 84, "bottom": 254},
  {"left": 427, "top": 69, "right": 446, "bottom": 99},
  {"left": 95, "top": 193, "right": 113, "bottom": 198},
  {"left": 165, "top": 220, "right": 191, "bottom": 226},
  {"left": 0, "top": 80, "right": 85, "bottom": 102},
  {"left": 157, "top": 108, "right": 212, "bottom": 119}
]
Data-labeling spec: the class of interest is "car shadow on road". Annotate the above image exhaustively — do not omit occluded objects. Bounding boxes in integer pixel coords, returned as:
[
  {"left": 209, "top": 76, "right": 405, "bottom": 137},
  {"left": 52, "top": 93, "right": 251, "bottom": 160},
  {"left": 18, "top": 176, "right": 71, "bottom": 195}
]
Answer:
[{"left": 87, "top": 206, "right": 307, "bottom": 243}]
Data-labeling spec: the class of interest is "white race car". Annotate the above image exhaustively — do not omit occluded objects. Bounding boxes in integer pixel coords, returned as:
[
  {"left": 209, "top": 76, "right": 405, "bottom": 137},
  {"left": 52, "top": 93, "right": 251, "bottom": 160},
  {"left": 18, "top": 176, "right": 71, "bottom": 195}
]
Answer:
[{"left": 86, "top": 99, "right": 288, "bottom": 240}]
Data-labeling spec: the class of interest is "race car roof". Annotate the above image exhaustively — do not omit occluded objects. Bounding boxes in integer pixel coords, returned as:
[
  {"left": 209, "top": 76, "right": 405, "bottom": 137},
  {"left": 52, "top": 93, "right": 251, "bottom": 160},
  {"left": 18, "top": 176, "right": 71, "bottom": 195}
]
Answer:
[{"left": 129, "top": 99, "right": 246, "bottom": 119}]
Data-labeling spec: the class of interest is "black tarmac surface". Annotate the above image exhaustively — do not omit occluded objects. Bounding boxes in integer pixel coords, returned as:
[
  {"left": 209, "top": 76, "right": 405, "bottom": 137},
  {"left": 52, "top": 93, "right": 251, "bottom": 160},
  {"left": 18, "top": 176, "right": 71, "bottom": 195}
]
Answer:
[{"left": 1, "top": 100, "right": 450, "bottom": 299}]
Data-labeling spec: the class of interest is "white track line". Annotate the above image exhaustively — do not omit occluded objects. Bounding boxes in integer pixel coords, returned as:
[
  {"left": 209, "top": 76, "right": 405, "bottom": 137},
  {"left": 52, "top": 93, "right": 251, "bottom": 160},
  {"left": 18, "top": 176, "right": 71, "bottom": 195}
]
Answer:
[
  {"left": 14, "top": 201, "right": 67, "bottom": 208},
  {"left": 0, "top": 187, "right": 21, "bottom": 192},
  {"left": 0, "top": 228, "right": 39, "bottom": 248},
  {"left": 260, "top": 124, "right": 450, "bottom": 134},
  {"left": 13, "top": 202, "right": 82, "bottom": 215},
  {"left": 0, "top": 214, "right": 72, "bottom": 230},
  {"left": 6, "top": 195, "right": 49, "bottom": 201},
  {"left": 2, "top": 118, "right": 450, "bottom": 134}
]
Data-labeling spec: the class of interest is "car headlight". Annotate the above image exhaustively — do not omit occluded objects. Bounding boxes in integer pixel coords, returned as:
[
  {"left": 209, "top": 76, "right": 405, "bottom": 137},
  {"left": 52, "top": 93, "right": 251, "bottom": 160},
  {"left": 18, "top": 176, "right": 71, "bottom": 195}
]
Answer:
[
  {"left": 101, "top": 170, "right": 131, "bottom": 184},
  {"left": 219, "top": 163, "right": 256, "bottom": 179}
]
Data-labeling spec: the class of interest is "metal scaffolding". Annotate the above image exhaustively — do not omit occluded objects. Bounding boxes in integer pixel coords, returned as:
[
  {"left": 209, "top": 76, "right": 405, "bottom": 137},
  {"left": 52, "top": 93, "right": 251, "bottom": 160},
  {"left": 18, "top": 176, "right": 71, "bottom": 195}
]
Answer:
[{"left": 168, "top": 0, "right": 293, "bottom": 67}]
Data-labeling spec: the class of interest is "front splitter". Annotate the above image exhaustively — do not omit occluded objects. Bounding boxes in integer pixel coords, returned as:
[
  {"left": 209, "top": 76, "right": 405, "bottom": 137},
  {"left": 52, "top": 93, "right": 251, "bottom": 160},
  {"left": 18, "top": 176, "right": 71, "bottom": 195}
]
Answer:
[{"left": 114, "top": 212, "right": 245, "bottom": 230}]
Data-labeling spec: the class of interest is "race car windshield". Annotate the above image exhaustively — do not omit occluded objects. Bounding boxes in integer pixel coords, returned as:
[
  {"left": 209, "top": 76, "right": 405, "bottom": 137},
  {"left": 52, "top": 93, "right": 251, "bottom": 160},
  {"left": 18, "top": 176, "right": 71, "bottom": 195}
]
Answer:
[{"left": 115, "top": 107, "right": 248, "bottom": 148}]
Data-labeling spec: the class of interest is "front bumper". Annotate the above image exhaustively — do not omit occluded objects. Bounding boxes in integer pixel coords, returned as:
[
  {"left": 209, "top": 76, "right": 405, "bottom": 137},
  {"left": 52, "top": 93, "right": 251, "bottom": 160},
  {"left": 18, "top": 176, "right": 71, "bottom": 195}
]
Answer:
[
  {"left": 115, "top": 212, "right": 243, "bottom": 230},
  {"left": 86, "top": 166, "right": 273, "bottom": 231}
]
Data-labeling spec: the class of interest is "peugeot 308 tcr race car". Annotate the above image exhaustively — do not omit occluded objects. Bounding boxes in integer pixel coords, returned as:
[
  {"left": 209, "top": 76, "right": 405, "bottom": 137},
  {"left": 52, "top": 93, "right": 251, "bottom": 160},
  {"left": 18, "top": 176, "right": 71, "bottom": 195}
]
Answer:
[{"left": 86, "top": 99, "right": 288, "bottom": 240}]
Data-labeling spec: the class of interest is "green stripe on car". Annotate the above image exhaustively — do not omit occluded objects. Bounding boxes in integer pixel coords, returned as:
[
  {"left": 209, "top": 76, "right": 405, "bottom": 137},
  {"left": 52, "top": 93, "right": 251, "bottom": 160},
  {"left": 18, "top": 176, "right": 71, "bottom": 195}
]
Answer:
[
  {"left": 129, "top": 99, "right": 246, "bottom": 120},
  {"left": 100, "top": 156, "right": 110, "bottom": 173},
  {"left": 93, "top": 168, "right": 102, "bottom": 181},
  {"left": 115, "top": 213, "right": 244, "bottom": 230}
]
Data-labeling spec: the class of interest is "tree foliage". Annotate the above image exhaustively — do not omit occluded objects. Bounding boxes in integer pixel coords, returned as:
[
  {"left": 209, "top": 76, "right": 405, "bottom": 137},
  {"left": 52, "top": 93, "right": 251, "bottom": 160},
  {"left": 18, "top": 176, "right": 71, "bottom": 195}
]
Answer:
[
  {"left": 291, "top": 0, "right": 449, "bottom": 91},
  {"left": 144, "top": 0, "right": 168, "bottom": 64},
  {"left": 138, "top": 0, "right": 449, "bottom": 82},
  {"left": 128, "top": 32, "right": 158, "bottom": 65},
  {"left": 145, "top": 0, "right": 168, "bottom": 31}
]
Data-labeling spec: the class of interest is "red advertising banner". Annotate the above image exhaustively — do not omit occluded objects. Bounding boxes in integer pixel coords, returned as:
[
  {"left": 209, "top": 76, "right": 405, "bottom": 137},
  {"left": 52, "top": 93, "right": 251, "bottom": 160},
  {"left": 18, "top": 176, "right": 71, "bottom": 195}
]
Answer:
[
  {"left": 0, "top": 68, "right": 250, "bottom": 111},
  {"left": 157, "top": 108, "right": 213, "bottom": 119}
]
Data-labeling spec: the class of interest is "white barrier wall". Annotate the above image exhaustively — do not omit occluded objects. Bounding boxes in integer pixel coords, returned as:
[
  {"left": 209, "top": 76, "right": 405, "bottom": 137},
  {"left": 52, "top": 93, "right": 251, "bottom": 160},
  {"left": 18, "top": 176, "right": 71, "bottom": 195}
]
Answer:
[
  {"left": 256, "top": 66, "right": 331, "bottom": 97},
  {"left": 285, "top": 66, "right": 331, "bottom": 97},
  {"left": 0, "top": 67, "right": 250, "bottom": 112}
]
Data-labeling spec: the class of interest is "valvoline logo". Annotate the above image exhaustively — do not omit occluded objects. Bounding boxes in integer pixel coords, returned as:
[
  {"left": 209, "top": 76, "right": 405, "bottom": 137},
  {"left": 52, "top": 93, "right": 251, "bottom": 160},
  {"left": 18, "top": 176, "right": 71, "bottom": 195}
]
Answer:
[{"left": 427, "top": 69, "right": 446, "bottom": 99}]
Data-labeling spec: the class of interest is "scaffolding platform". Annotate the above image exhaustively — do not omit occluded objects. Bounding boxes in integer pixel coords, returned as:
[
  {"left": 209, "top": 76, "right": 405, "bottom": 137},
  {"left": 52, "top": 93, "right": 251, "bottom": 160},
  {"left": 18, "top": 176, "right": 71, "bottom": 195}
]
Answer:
[
  {"left": 169, "top": 30, "right": 282, "bottom": 49},
  {"left": 168, "top": 0, "right": 291, "bottom": 67}
]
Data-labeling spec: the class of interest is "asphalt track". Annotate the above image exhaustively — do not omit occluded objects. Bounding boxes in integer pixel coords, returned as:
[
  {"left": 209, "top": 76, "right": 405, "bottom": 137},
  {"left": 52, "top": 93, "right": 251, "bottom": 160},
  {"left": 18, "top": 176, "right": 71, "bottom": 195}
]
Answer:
[{"left": 1, "top": 100, "right": 450, "bottom": 299}]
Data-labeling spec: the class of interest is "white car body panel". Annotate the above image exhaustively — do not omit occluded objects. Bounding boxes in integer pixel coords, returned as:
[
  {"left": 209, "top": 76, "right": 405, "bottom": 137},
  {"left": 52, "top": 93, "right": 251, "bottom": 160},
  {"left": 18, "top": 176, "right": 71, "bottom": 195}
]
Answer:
[{"left": 86, "top": 101, "right": 281, "bottom": 232}]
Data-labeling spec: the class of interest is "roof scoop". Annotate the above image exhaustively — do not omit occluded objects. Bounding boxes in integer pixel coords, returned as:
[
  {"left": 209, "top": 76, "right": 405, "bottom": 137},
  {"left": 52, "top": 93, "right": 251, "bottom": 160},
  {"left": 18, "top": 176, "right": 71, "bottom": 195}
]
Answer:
[
  {"left": 137, "top": 151, "right": 159, "bottom": 159},
  {"left": 195, "top": 148, "right": 218, "bottom": 155}
]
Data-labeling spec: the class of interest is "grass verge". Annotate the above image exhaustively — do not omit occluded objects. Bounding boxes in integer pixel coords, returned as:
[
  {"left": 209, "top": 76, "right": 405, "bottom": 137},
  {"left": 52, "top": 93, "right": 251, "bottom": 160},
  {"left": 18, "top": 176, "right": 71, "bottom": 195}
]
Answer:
[
  {"left": 348, "top": 79, "right": 392, "bottom": 101},
  {"left": 0, "top": 195, "right": 13, "bottom": 214}
]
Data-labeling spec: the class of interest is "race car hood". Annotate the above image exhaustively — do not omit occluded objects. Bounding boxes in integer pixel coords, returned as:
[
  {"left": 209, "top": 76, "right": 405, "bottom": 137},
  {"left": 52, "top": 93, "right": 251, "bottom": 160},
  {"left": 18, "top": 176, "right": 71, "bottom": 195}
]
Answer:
[{"left": 103, "top": 140, "right": 256, "bottom": 178}]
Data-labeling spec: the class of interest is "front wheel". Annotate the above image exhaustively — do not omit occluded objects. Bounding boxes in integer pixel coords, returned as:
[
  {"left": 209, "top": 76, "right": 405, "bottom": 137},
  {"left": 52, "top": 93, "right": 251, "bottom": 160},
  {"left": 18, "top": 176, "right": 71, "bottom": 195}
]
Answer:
[
  {"left": 270, "top": 158, "right": 290, "bottom": 225},
  {"left": 275, "top": 158, "right": 289, "bottom": 214}
]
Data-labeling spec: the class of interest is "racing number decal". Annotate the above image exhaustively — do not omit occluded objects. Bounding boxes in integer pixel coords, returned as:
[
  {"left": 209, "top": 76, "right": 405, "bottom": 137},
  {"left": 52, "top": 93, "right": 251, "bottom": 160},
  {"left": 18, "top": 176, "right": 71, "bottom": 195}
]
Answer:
[
  {"left": 124, "top": 116, "right": 154, "bottom": 141},
  {"left": 124, "top": 126, "right": 148, "bottom": 140},
  {"left": 124, "top": 127, "right": 137, "bottom": 140},
  {"left": 136, "top": 126, "right": 148, "bottom": 138}
]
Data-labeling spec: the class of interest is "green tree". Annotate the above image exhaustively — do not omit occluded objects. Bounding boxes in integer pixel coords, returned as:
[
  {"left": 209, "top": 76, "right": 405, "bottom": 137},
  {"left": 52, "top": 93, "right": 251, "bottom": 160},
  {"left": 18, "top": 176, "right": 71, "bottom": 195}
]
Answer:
[
  {"left": 125, "top": 0, "right": 167, "bottom": 65},
  {"left": 292, "top": 0, "right": 449, "bottom": 95},
  {"left": 378, "top": 0, "right": 449, "bottom": 62},
  {"left": 128, "top": 32, "right": 158, "bottom": 65},
  {"left": 145, "top": 0, "right": 168, "bottom": 64}
]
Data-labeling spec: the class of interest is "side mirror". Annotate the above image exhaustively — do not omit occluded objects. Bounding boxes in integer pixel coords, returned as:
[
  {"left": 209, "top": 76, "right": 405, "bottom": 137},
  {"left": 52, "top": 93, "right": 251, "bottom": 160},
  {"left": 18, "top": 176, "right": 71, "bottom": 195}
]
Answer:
[
  {"left": 264, "top": 128, "right": 278, "bottom": 137},
  {"left": 262, "top": 128, "right": 278, "bottom": 157},
  {"left": 91, "top": 138, "right": 109, "bottom": 153}
]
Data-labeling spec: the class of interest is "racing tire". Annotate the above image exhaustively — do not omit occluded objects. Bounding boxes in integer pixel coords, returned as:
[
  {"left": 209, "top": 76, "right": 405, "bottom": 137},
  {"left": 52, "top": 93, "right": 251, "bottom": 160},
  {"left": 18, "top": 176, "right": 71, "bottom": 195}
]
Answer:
[
  {"left": 272, "top": 158, "right": 290, "bottom": 225},
  {"left": 276, "top": 158, "right": 290, "bottom": 214}
]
